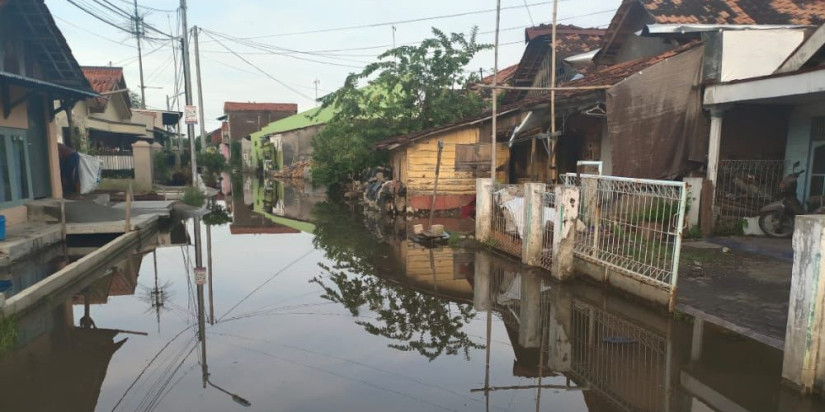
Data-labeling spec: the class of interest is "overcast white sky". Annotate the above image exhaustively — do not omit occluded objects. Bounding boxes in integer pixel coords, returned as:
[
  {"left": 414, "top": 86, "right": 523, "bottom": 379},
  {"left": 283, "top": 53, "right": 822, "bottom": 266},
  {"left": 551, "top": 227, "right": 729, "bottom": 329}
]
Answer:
[{"left": 46, "top": 0, "right": 622, "bottom": 131}]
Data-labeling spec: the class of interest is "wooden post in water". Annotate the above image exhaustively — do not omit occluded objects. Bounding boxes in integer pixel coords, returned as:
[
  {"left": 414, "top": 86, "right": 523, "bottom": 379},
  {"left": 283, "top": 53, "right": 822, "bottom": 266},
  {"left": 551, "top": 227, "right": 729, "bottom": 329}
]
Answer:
[
  {"left": 125, "top": 184, "right": 133, "bottom": 233},
  {"left": 428, "top": 140, "right": 444, "bottom": 229}
]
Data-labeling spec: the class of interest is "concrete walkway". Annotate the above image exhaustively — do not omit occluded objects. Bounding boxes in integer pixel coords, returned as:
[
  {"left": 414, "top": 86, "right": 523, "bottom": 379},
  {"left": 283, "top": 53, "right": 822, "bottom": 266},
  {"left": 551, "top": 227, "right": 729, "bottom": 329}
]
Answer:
[{"left": 677, "top": 240, "right": 792, "bottom": 350}]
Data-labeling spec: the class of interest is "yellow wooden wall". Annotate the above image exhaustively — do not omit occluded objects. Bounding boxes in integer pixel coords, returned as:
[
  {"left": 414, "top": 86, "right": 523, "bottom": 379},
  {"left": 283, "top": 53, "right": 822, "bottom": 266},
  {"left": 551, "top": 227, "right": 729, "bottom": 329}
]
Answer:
[{"left": 403, "top": 126, "right": 479, "bottom": 196}]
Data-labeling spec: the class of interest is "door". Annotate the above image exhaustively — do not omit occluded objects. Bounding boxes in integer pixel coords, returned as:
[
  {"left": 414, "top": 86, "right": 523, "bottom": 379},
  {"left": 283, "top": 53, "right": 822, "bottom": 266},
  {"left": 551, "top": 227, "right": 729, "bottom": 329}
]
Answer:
[
  {"left": 808, "top": 142, "right": 825, "bottom": 201},
  {"left": 27, "top": 95, "right": 51, "bottom": 199}
]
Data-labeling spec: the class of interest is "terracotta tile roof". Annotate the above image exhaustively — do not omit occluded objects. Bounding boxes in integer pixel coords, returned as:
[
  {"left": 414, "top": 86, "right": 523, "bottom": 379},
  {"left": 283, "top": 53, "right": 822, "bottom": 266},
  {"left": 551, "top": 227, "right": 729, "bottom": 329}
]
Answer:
[
  {"left": 223, "top": 102, "right": 298, "bottom": 113},
  {"left": 480, "top": 64, "right": 519, "bottom": 85},
  {"left": 82, "top": 66, "right": 127, "bottom": 111},
  {"left": 504, "top": 25, "right": 606, "bottom": 103},
  {"left": 640, "top": 0, "right": 825, "bottom": 25}
]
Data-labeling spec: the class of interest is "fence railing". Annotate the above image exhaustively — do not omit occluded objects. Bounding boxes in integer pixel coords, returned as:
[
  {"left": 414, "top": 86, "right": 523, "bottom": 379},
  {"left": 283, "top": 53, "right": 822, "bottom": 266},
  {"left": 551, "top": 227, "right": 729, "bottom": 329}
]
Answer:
[
  {"left": 490, "top": 184, "right": 524, "bottom": 258},
  {"left": 715, "top": 160, "right": 787, "bottom": 230},
  {"left": 561, "top": 174, "right": 687, "bottom": 290},
  {"left": 95, "top": 150, "right": 135, "bottom": 171},
  {"left": 540, "top": 191, "right": 556, "bottom": 271}
]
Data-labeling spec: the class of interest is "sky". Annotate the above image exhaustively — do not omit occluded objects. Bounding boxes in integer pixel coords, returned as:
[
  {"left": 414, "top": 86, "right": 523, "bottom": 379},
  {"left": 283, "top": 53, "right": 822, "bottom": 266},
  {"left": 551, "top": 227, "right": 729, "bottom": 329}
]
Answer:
[{"left": 46, "top": 0, "right": 623, "bottom": 132}]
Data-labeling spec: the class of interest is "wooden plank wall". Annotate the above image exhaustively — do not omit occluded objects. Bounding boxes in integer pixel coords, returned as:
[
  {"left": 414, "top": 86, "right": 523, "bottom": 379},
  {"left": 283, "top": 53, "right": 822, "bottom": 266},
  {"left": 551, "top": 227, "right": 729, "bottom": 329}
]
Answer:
[{"left": 405, "top": 126, "right": 480, "bottom": 195}]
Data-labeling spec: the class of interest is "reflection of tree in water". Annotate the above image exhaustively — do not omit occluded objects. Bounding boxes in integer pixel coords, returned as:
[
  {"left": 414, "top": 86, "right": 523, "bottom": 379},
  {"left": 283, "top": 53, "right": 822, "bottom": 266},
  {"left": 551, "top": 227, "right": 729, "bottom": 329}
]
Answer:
[{"left": 310, "top": 202, "right": 482, "bottom": 361}]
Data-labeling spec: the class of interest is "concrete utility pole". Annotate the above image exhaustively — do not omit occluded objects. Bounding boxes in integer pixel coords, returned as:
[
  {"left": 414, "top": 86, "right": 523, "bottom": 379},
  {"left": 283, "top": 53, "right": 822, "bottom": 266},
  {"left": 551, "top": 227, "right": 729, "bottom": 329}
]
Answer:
[
  {"left": 179, "top": 0, "right": 206, "bottom": 387},
  {"left": 313, "top": 79, "right": 320, "bottom": 104},
  {"left": 194, "top": 26, "right": 207, "bottom": 153},
  {"left": 133, "top": 0, "right": 146, "bottom": 109},
  {"left": 549, "top": 0, "right": 559, "bottom": 182},
  {"left": 491, "top": 0, "right": 501, "bottom": 182}
]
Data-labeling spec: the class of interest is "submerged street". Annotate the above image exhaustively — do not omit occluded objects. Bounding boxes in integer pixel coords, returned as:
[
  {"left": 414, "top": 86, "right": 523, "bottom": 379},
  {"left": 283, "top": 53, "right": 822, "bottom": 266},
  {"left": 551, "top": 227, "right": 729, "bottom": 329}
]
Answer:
[{"left": 0, "top": 179, "right": 821, "bottom": 412}]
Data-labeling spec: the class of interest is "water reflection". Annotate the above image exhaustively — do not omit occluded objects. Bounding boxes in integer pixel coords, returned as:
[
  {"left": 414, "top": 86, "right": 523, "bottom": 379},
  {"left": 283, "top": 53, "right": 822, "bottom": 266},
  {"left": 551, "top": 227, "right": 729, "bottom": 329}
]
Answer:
[{"left": 0, "top": 178, "right": 824, "bottom": 411}]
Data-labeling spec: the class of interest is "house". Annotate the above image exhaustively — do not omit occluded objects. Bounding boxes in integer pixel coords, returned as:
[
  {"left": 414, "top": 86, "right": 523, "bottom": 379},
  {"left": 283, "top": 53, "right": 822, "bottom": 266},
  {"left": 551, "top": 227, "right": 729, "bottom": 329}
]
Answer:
[
  {"left": 250, "top": 104, "right": 337, "bottom": 173},
  {"left": 375, "top": 108, "right": 523, "bottom": 211},
  {"left": 132, "top": 108, "right": 183, "bottom": 150},
  {"left": 703, "top": 24, "right": 825, "bottom": 228},
  {"left": 0, "top": 0, "right": 97, "bottom": 225},
  {"left": 55, "top": 66, "right": 150, "bottom": 153},
  {"left": 502, "top": 24, "right": 606, "bottom": 105},
  {"left": 508, "top": 0, "right": 825, "bottom": 184},
  {"left": 222, "top": 102, "right": 298, "bottom": 169}
]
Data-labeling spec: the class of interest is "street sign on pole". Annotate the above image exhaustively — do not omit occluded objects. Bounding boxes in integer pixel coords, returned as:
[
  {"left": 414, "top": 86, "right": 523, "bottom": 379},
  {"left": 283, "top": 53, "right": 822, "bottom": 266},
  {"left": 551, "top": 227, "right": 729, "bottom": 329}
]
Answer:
[
  {"left": 194, "top": 266, "right": 207, "bottom": 285},
  {"left": 185, "top": 105, "right": 198, "bottom": 124}
]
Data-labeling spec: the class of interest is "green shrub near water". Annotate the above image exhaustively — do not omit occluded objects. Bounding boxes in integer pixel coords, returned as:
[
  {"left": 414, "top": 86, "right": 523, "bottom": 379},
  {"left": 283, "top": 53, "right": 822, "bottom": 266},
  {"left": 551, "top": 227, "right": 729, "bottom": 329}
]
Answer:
[
  {"left": 182, "top": 186, "right": 205, "bottom": 207},
  {"left": 0, "top": 317, "right": 18, "bottom": 357},
  {"left": 153, "top": 150, "right": 172, "bottom": 183}
]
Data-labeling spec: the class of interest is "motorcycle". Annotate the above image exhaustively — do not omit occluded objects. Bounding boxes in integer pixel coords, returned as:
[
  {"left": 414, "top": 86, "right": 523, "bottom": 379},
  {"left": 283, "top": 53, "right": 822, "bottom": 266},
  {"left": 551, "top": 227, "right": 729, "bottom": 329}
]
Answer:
[{"left": 758, "top": 161, "right": 825, "bottom": 238}]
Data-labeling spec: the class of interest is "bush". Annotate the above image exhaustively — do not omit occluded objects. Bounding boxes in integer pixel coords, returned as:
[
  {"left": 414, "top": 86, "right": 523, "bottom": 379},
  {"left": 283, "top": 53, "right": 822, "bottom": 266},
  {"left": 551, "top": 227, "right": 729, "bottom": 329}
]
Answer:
[
  {"left": 153, "top": 151, "right": 173, "bottom": 183},
  {"left": 182, "top": 185, "right": 204, "bottom": 207},
  {"left": 230, "top": 141, "right": 242, "bottom": 169},
  {"left": 197, "top": 151, "right": 227, "bottom": 186}
]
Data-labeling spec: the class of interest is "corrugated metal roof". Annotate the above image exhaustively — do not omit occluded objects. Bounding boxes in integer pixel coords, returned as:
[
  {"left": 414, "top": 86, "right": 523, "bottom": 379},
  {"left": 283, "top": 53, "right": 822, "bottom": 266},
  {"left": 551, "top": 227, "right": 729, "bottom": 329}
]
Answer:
[{"left": 224, "top": 102, "right": 298, "bottom": 113}]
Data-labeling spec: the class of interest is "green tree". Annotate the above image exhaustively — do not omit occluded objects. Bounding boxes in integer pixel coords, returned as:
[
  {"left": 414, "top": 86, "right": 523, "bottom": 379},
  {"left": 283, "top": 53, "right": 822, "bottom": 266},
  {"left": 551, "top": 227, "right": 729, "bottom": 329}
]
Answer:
[{"left": 311, "top": 27, "right": 488, "bottom": 185}]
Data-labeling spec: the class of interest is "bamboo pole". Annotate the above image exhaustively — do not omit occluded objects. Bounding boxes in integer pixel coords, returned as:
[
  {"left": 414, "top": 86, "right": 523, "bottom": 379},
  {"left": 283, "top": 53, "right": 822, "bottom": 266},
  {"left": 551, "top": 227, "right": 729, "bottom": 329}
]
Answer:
[
  {"left": 550, "top": 0, "right": 559, "bottom": 182},
  {"left": 491, "top": 0, "right": 501, "bottom": 183},
  {"left": 428, "top": 140, "right": 445, "bottom": 229}
]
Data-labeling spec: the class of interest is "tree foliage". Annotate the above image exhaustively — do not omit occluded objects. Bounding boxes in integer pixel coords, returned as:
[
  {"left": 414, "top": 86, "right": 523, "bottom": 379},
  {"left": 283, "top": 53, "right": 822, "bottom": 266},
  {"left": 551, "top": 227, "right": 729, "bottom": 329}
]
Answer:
[{"left": 311, "top": 27, "right": 489, "bottom": 185}]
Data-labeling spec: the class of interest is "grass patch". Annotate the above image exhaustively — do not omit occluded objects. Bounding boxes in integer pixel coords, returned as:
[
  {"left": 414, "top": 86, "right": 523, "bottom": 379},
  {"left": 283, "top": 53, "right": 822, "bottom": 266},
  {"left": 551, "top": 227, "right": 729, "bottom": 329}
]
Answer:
[
  {"left": 0, "top": 316, "right": 18, "bottom": 357},
  {"left": 182, "top": 186, "right": 205, "bottom": 207}
]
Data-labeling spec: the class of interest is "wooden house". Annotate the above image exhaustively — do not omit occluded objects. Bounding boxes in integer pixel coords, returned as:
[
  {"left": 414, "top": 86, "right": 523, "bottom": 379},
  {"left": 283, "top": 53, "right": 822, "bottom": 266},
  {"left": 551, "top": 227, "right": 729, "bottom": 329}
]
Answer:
[{"left": 375, "top": 109, "right": 523, "bottom": 211}]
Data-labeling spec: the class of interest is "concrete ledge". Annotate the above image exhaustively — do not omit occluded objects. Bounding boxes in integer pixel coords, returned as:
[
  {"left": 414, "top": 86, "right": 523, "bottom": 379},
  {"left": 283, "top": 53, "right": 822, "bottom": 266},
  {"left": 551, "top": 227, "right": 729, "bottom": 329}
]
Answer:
[
  {"left": 676, "top": 303, "right": 784, "bottom": 350},
  {"left": 573, "top": 257, "right": 670, "bottom": 308},
  {"left": 66, "top": 214, "right": 160, "bottom": 235},
  {"left": 0, "top": 223, "right": 62, "bottom": 266},
  {"left": 0, "top": 225, "right": 158, "bottom": 318}
]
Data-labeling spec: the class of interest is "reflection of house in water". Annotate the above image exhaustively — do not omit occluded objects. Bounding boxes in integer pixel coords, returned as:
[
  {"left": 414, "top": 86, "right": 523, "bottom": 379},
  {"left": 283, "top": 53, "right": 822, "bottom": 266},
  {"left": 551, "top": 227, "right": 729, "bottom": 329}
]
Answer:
[
  {"left": 469, "top": 257, "right": 825, "bottom": 412},
  {"left": 229, "top": 177, "right": 301, "bottom": 235}
]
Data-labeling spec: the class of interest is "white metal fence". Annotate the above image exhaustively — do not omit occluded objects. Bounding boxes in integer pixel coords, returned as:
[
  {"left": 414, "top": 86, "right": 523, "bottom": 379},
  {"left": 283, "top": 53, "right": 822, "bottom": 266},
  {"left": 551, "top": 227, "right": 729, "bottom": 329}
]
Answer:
[
  {"left": 561, "top": 174, "right": 687, "bottom": 290},
  {"left": 715, "top": 160, "right": 787, "bottom": 231},
  {"left": 95, "top": 150, "right": 135, "bottom": 171},
  {"left": 540, "top": 191, "right": 556, "bottom": 271},
  {"left": 490, "top": 184, "right": 525, "bottom": 258}
]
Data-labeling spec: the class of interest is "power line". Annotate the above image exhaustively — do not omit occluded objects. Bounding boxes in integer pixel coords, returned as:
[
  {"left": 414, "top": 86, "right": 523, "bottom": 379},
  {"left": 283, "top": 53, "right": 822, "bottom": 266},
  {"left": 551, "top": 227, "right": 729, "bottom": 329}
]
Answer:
[
  {"left": 523, "top": 0, "right": 536, "bottom": 25},
  {"left": 114, "top": 0, "right": 177, "bottom": 13},
  {"left": 203, "top": 1, "right": 560, "bottom": 41},
  {"left": 200, "top": 31, "right": 317, "bottom": 101}
]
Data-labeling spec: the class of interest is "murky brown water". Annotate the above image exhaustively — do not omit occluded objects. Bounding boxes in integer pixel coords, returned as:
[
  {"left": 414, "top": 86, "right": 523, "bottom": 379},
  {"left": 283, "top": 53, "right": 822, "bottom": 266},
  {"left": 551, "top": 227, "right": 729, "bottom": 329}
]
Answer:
[{"left": 0, "top": 178, "right": 822, "bottom": 412}]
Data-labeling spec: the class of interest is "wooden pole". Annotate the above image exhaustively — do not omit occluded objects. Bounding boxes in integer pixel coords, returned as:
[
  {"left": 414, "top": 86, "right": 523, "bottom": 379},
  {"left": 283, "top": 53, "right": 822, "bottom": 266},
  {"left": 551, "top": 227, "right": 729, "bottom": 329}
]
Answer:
[
  {"left": 491, "top": 0, "right": 501, "bottom": 183},
  {"left": 428, "top": 140, "right": 444, "bottom": 229},
  {"left": 549, "top": 0, "right": 559, "bottom": 182},
  {"left": 125, "top": 184, "right": 133, "bottom": 233}
]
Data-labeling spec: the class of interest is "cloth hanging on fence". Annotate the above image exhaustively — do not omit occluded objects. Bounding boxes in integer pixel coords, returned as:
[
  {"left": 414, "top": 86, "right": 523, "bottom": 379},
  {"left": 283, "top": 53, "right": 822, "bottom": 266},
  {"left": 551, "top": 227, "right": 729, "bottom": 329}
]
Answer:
[{"left": 77, "top": 153, "right": 102, "bottom": 194}]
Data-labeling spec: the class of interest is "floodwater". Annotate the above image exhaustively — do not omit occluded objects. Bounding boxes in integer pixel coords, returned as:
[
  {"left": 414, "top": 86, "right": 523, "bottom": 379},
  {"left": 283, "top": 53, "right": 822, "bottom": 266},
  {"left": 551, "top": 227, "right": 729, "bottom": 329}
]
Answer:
[{"left": 0, "top": 177, "right": 823, "bottom": 412}]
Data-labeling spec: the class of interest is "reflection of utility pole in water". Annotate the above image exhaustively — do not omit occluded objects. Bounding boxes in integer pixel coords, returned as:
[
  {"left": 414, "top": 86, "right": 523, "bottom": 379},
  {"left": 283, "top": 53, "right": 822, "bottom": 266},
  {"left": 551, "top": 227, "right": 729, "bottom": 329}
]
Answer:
[
  {"left": 152, "top": 250, "right": 162, "bottom": 333},
  {"left": 207, "top": 223, "right": 215, "bottom": 325}
]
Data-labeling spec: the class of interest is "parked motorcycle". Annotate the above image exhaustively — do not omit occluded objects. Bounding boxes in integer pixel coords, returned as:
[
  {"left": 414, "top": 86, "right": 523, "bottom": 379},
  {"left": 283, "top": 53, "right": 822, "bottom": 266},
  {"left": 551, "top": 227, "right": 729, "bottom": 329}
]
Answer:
[{"left": 758, "top": 161, "right": 825, "bottom": 238}]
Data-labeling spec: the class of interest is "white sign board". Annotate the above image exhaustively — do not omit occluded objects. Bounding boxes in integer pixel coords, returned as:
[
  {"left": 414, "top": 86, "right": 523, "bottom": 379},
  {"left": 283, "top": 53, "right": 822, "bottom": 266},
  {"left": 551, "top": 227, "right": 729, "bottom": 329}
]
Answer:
[
  {"left": 185, "top": 105, "right": 198, "bottom": 125},
  {"left": 194, "top": 266, "right": 207, "bottom": 285}
]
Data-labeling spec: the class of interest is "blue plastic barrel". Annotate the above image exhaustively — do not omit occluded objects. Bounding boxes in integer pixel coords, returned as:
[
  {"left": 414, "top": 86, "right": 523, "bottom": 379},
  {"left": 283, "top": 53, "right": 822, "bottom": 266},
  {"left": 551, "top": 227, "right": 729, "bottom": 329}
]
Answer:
[{"left": 0, "top": 215, "right": 6, "bottom": 241}]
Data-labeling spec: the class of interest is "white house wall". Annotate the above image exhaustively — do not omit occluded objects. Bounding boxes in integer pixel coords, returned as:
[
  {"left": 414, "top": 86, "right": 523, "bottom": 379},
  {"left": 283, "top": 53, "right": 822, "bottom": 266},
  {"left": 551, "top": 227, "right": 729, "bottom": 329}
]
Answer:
[{"left": 720, "top": 30, "right": 806, "bottom": 82}]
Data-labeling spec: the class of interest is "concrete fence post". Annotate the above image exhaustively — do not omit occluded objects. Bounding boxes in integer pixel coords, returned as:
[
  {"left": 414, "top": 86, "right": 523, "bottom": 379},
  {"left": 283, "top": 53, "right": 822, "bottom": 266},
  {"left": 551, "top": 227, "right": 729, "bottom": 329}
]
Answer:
[
  {"left": 518, "top": 270, "right": 542, "bottom": 348},
  {"left": 522, "top": 182, "right": 546, "bottom": 267},
  {"left": 473, "top": 251, "right": 492, "bottom": 311},
  {"left": 552, "top": 185, "right": 580, "bottom": 281},
  {"left": 475, "top": 178, "right": 493, "bottom": 242},
  {"left": 132, "top": 141, "right": 153, "bottom": 190},
  {"left": 782, "top": 215, "right": 825, "bottom": 395}
]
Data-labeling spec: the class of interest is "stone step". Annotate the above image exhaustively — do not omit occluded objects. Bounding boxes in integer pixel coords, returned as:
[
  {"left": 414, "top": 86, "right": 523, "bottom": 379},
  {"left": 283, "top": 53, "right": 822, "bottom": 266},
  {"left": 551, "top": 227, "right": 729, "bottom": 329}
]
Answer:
[{"left": 0, "top": 222, "right": 62, "bottom": 265}]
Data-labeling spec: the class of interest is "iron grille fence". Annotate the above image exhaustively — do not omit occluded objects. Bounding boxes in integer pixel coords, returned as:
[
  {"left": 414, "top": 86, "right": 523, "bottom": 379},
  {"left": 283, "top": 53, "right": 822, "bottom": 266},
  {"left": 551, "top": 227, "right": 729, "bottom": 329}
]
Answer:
[
  {"left": 540, "top": 191, "right": 556, "bottom": 271},
  {"left": 490, "top": 184, "right": 524, "bottom": 258},
  {"left": 715, "top": 160, "right": 787, "bottom": 229},
  {"left": 561, "top": 174, "right": 687, "bottom": 289},
  {"left": 95, "top": 149, "right": 135, "bottom": 171},
  {"left": 571, "top": 300, "right": 667, "bottom": 412}
]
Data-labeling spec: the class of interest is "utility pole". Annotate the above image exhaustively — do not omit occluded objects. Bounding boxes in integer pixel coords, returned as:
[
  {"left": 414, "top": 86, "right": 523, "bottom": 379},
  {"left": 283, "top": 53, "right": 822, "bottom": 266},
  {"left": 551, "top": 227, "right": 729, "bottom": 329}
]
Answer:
[
  {"left": 194, "top": 26, "right": 208, "bottom": 153},
  {"left": 313, "top": 79, "right": 320, "bottom": 104},
  {"left": 549, "top": 0, "right": 559, "bottom": 182},
  {"left": 180, "top": 0, "right": 206, "bottom": 388},
  {"left": 133, "top": 0, "right": 146, "bottom": 109},
  {"left": 491, "top": 0, "right": 501, "bottom": 182}
]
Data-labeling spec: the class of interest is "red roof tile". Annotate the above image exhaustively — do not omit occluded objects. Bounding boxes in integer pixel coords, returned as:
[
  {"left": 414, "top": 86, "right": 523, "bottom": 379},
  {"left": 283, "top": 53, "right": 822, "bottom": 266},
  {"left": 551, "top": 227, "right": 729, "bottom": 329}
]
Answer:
[
  {"left": 640, "top": 0, "right": 825, "bottom": 25},
  {"left": 81, "top": 66, "right": 127, "bottom": 111},
  {"left": 480, "top": 64, "right": 519, "bottom": 85},
  {"left": 223, "top": 102, "right": 298, "bottom": 113}
]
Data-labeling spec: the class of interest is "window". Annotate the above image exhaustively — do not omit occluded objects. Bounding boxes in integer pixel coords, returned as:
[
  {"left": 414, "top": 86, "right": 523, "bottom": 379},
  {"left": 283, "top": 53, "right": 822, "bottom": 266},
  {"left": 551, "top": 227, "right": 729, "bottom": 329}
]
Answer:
[
  {"left": 0, "top": 127, "right": 33, "bottom": 206},
  {"left": 455, "top": 143, "right": 491, "bottom": 172}
]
